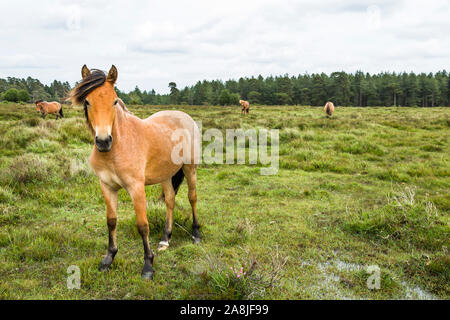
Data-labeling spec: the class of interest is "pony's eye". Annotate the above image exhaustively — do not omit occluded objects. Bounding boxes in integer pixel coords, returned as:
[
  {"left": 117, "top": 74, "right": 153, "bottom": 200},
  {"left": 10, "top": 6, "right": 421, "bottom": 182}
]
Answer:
[{"left": 113, "top": 99, "right": 118, "bottom": 106}]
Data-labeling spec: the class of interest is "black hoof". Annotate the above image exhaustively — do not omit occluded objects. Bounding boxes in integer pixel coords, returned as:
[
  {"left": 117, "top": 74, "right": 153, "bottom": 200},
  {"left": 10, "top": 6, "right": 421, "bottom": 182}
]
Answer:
[
  {"left": 99, "top": 254, "right": 114, "bottom": 272},
  {"left": 192, "top": 236, "right": 201, "bottom": 244},
  {"left": 99, "top": 263, "right": 111, "bottom": 272},
  {"left": 141, "top": 270, "right": 154, "bottom": 280},
  {"left": 141, "top": 263, "right": 154, "bottom": 280}
]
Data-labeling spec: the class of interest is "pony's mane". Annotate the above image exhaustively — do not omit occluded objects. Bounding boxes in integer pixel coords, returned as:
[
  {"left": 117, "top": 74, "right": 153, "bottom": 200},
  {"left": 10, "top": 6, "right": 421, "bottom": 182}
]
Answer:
[
  {"left": 35, "top": 99, "right": 44, "bottom": 104},
  {"left": 117, "top": 98, "right": 131, "bottom": 114}
]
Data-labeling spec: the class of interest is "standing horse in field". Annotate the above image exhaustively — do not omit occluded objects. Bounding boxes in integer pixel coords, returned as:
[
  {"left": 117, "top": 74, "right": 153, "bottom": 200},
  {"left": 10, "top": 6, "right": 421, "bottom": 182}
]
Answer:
[
  {"left": 239, "top": 100, "right": 250, "bottom": 114},
  {"left": 70, "top": 65, "right": 201, "bottom": 280},
  {"left": 324, "top": 101, "right": 335, "bottom": 117},
  {"left": 35, "top": 100, "right": 63, "bottom": 119}
]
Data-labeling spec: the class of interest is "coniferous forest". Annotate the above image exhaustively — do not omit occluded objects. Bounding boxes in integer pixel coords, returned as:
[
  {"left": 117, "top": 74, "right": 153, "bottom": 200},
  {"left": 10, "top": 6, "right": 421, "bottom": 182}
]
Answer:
[{"left": 1, "top": 70, "right": 449, "bottom": 107}]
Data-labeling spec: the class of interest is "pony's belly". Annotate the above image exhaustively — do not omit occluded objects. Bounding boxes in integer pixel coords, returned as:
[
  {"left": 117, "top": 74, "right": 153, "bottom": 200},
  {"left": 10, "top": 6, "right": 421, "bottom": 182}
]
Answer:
[
  {"left": 144, "top": 172, "right": 171, "bottom": 185},
  {"left": 144, "top": 176, "right": 167, "bottom": 185}
]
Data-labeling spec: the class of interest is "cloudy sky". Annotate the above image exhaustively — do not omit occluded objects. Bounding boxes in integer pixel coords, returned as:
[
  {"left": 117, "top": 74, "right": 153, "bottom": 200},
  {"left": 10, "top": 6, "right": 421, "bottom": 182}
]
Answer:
[{"left": 0, "top": 0, "right": 449, "bottom": 93}]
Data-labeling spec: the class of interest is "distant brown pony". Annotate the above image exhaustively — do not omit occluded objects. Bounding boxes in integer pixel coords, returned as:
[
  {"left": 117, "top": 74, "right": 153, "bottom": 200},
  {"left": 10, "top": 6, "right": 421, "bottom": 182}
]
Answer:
[
  {"left": 324, "top": 101, "right": 335, "bottom": 117},
  {"left": 35, "top": 100, "right": 63, "bottom": 119},
  {"left": 70, "top": 65, "right": 201, "bottom": 280},
  {"left": 239, "top": 99, "right": 250, "bottom": 114}
]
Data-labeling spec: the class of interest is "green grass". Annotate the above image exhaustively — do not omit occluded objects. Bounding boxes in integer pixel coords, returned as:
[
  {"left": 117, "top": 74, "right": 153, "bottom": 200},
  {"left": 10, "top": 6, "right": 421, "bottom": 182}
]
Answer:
[{"left": 0, "top": 103, "right": 448, "bottom": 299}]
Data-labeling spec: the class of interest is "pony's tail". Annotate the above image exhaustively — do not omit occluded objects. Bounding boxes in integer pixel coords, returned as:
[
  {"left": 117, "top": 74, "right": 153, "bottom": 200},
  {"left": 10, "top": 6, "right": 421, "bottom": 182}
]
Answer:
[
  {"left": 158, "top": 168, "right": 185, "bottom": 201},
  {"left": 171, "top": 168, "right": 185, "bottom": 195},
  {"left": 59, "top": 106, "right": 64, "bottom": 118}
]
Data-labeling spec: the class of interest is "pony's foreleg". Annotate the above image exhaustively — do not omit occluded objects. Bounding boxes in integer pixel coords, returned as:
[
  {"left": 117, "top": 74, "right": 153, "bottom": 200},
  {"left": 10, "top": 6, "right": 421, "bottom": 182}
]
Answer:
[
  {"left": 183, "top": 165, "right": 201, "bottom": 243},
  {"left": 130, "top": 183, "right": 154, "bottom": 280},
  {"left": 41, "top": 111, "right": 47, "bottom": 119},
  {"left": 158, "top": 180, "right": 175, "bottom": 251},
  {"left": 99, "top": 182, "right": 118, "bottom": 271}
]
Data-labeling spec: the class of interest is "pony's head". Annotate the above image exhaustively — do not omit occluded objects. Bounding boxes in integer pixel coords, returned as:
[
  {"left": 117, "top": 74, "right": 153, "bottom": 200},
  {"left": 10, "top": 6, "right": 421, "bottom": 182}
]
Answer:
[
  {"left": 35, "top": 100, "right": 43, "bottom": 111},
  {"left": 70, "top": 65, "right": 119, "bottom": 152}
]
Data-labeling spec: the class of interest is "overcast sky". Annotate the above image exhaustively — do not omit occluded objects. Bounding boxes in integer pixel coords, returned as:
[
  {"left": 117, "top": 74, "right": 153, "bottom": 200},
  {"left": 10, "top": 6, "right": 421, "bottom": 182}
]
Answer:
[{"left": 0, "top": 0, "right": 449, "bottom": 93}]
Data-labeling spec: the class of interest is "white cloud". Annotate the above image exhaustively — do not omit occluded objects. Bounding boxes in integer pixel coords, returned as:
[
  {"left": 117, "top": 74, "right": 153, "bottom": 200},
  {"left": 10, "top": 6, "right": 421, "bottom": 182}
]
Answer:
[{"left": 0, "top": 0, "right": 448, "bottom": 93}]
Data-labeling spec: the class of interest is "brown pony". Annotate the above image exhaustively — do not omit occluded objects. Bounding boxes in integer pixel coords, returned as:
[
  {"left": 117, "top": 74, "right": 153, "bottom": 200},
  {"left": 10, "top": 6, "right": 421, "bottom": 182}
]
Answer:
[
  {"left": 35, "top": 100, "right": 63, "bottom": 119},
  {"left": 70, "top": 65, "right": 201, "bottom": 280},
  {"left": 324, "top": 101, "right": 335, "bottom": 116},
  {"left": 239, "top": 99, "right": 250, "bottom": 114}
]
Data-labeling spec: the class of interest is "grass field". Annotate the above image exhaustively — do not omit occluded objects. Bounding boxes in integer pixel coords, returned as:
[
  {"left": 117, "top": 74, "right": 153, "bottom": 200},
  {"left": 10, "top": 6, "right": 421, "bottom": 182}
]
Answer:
[{"left": 0, "top": 102, "right": 448, "bottom": 300}]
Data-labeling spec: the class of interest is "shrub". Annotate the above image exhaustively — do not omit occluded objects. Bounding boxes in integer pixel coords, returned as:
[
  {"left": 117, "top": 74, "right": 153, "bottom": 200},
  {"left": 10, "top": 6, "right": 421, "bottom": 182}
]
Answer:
[
  {"left": 17, "top": 90, "right": 30, "bottom": 102},
  {"left": 218, "top": 89, "right": 231, "bottom": 105},
  {"left": 26, "top": 139, "right": 60, "bottom": 154},
  {"left": 2, "top": 88, "right": 19, "bottom": 102},
  {"left": 58, "top": 119, "right": 91, "bottom": 144},
  {"left": 2, "top": 126, "right": 39, "bottom": 149},
  {"left": 21, "top": 117, "right": 41, "bottom": 127},
  {"left": 229, "top": 93, "right": 240, "bottom": 105}
]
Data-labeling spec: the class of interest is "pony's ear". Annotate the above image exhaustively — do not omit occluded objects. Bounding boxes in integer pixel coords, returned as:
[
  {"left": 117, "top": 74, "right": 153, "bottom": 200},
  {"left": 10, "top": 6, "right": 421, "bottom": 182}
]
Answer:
[
  {"left": 81, "top": 65, "right": 91, "bottom": 79},
  {"left": 106, "top": 65, "right": 118, "bottom": 84}
]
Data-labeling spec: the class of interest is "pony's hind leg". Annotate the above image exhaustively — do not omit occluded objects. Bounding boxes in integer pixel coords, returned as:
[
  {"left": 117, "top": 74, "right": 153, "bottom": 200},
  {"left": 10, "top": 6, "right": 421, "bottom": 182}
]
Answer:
[
  {"left": 129, "top": 183, "right": 154, "bottom": 280},
  {"left": 99, "top": 182, "right": 119, "bottom": 271},
  {"left": 183, "top": 165, "right": 201, "bottom": 243},
  {"left": 158, "top": 179, "right": 175, "bottom": 251}
]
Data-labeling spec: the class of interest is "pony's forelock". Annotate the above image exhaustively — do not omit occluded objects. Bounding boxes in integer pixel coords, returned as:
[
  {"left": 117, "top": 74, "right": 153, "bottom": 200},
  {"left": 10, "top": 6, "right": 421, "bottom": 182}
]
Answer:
[{"left": 69, "top": 69, "right": 107, "bottom": 106}]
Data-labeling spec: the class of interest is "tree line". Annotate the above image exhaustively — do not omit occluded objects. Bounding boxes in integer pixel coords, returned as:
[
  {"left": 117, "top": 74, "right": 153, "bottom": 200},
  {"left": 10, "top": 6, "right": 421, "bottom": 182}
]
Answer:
[
  {"left": 165, "top": 71, "right": 450, "bottom": 107},
  {"left": 1, "top": 71, "right": 449, "bottom": 107},
  {"left": 0, "top": 77, "right": 71, "bottom": 104}
]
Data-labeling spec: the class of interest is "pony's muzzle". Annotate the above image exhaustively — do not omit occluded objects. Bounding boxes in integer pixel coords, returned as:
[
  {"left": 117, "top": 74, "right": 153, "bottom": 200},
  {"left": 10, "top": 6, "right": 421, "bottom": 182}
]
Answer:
[{"left": 95, "top": 135, "right": 113, "bottom": 152}]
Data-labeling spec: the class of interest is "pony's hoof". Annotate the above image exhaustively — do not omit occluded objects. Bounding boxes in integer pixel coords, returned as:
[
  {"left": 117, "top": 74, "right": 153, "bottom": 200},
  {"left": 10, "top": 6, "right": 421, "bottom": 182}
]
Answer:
[
  {"left": 158, "top": 241, "right": 169, "bottom": 251},
  {"left": 98, "top": 263, "right": 110, "bottom": 272},
  {"left": 99, "top": 255, "right": 114, "bottom": 271},
  {"left": 141, "top": 269, "right": 154, "bottom": 280},
  {"left": 192, "top": 236, "right": 201, "bottom": 244},
  {"left": 141, "top": 272, "right": 154, "bottom": 280}
]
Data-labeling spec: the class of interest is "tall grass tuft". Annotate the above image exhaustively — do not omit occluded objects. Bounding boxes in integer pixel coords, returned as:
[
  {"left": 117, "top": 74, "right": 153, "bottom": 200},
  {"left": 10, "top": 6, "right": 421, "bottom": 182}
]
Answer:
[{"left": 0, "top": 154, "right": 55, "bottom": 185}]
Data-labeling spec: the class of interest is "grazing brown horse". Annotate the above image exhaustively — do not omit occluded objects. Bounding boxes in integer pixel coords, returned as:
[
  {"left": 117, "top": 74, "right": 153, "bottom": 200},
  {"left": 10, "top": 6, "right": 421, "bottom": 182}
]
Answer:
[
  {"left": 35, "top": 100, "right": 63, "bottom": 119},
  {"left": 239, "top": 99, "right": 250, "bottom": 114},
  {"left": 70, "top": 65, "right": 201, "bottom": 280},
  {"left": 324, "top": 101, "right": 335, "bottom": 117}
]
